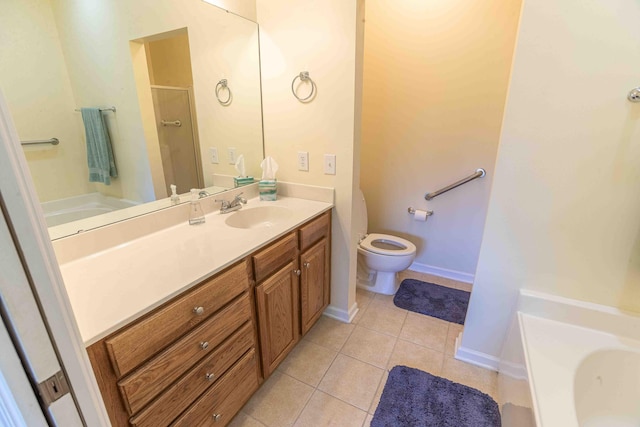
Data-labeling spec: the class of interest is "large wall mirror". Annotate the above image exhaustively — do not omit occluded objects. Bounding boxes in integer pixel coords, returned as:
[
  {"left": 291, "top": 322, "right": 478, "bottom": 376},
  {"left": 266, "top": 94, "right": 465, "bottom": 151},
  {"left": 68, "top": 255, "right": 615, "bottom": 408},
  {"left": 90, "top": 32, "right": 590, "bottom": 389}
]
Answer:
[{"left": 0, "top": 0, "right": 264, "bottom": 240}]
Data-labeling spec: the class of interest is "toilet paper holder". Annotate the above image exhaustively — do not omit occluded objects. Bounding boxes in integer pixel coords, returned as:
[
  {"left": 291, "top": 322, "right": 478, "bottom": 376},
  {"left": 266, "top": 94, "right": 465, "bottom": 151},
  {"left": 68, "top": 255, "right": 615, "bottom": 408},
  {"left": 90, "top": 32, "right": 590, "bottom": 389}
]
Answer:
[{"left": 408, "top": 207, "right": 433, "bottom": 217}]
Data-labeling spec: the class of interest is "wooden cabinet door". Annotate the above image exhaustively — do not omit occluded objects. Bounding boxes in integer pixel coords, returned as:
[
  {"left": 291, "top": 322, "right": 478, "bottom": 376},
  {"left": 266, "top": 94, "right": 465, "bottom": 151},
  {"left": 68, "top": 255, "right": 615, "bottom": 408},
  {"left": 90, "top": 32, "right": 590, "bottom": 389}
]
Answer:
[
  {"left": 255, "top": 261, "right": 300, "bottom": 377},
  {"left": 300, "top": 238, "right": 330, "bottom": 335}
]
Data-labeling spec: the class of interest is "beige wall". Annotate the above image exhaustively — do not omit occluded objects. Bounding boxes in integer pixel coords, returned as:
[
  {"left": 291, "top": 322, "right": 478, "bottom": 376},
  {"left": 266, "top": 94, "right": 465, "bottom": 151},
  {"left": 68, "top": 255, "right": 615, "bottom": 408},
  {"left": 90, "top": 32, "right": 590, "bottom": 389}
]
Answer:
[
  {"left": 204, "top": 0, "right": 257, "bottom": 22},
  {"left": 49, "top": 0, "right": 263, "bottom": 201},
  {"left": 256, "top": 0, "right": 362, "bottom": 320},
  {"left": 0, "top": 0, "right": 96, "bottom": 202},
  {"left": 361, "top": 0, "right": 522, "bottom": 278},
  {"left": 147, "top": 34, "right": 194, "bottom": 88},
  {"left": 462, "top": 0, "right": 640, "bottom": 359}
]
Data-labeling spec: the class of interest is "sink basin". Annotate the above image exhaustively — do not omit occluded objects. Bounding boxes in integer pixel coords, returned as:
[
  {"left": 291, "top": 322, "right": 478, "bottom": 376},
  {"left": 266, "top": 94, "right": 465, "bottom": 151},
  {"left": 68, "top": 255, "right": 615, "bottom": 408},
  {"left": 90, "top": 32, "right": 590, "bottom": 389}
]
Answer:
[{"left": 224, "top": 206, "right": 293, "bottom": 229}]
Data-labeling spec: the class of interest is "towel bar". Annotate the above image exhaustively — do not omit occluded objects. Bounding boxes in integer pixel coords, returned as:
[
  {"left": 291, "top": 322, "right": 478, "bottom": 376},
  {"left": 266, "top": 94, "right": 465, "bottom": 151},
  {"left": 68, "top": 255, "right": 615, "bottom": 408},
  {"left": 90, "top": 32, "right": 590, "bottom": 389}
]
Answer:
[{"left": 74, "top": 106, "right": 116, "bottom": 113}]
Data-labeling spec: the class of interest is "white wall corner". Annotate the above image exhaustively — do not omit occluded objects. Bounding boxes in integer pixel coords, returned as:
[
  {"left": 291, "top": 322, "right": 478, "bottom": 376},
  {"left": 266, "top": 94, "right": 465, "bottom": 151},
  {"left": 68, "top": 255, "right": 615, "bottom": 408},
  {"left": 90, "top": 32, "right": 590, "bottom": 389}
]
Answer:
[
  {"left": 409, "top": 262, "right": 475, "bottom": 284},
  {"left": 454, "top": 331, "right": 500, "bottom": 371},
  {"left": 323, "top": 302, "right": 359, "bottom": 324}
]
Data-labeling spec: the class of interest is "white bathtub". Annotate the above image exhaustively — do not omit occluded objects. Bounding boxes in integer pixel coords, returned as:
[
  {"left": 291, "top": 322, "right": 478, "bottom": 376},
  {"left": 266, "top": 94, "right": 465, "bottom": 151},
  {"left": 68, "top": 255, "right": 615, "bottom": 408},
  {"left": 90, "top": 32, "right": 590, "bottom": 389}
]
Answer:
[
  {"left": 41, "top": 193, "right": 138, "bottom": 227},
  {"left": 499, "top": 290, "right": 640, "bottom": 427}
]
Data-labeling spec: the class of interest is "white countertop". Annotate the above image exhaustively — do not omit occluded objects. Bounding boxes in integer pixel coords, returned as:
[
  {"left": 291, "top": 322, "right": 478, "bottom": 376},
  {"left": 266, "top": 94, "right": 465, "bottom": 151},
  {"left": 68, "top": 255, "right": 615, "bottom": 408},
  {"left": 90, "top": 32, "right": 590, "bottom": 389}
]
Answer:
[{"left": 58, "top": 196, "right": 332, "bottom": 346}]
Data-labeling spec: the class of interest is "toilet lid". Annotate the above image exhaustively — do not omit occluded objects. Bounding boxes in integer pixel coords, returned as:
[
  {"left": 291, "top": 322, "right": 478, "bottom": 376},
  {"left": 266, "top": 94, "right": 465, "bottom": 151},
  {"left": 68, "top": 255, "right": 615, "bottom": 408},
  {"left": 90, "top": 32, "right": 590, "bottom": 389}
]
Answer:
[{"left": 360, "top": 233, "right": 416, "bottom": 256}]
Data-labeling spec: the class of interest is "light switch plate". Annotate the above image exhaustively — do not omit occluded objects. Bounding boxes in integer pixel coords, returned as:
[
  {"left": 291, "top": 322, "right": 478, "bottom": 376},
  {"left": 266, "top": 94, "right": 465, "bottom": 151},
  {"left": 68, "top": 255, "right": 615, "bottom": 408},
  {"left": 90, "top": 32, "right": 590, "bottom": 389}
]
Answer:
[
  {"left": 209, "top": 147, "right": 219, "bottom": 164},
  {"left": 228, "top": 147, "right": 237, "bottom": 164},
  {"left": 324, "top": 154, "right": 336, "bottom": 175},
  {"left": 298, "top": 151, "right": 309, "bottom": 171}
]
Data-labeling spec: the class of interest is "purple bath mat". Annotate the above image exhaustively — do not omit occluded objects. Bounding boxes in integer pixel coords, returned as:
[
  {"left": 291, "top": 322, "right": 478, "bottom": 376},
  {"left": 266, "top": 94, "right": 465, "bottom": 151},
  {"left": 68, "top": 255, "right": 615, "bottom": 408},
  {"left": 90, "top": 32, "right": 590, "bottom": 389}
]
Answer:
[
  {"left": 393, "top": 279, "right": 470, "bottom": 324},
  {"left": 371, "top": 366, "right": 501, "bottom": 427}
]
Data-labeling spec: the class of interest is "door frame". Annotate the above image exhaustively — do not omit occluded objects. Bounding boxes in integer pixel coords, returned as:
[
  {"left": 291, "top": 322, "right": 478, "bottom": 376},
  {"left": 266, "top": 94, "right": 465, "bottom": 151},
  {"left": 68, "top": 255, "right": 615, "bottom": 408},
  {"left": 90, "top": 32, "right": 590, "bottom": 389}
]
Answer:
[{"left": 0, "top": 92, "right": 110, "bottom": 425}]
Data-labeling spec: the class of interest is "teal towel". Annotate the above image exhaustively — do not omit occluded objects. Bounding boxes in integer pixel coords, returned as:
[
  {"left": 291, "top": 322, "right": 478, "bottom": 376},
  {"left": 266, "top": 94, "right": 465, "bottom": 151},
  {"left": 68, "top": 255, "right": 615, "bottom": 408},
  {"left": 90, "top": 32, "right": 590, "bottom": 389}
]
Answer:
[{"left": 80, "top": 108, "right": 118, "bottom": 185}]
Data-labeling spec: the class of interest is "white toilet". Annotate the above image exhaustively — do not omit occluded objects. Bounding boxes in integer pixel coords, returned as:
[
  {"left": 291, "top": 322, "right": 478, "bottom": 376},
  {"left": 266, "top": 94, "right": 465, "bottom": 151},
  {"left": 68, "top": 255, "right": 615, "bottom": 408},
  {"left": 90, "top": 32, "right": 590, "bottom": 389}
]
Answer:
[{"left": 356, "top": 189, "right": 417, "bottom": 295}]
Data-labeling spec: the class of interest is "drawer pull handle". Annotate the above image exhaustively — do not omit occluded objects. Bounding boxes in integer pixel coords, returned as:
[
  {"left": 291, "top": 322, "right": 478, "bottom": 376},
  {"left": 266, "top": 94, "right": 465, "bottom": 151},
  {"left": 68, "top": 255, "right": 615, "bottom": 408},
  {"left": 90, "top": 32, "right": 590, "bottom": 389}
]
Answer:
[
  {"left": 205, "top": 373, "right": 215, "bottom": 381},
  {"left": 200, "top": 341, "right": 209, "bottom": 350},
  {"left": 303, "top": 262, "right": 311, "bottom": 268},
  {"left": 212, "top": 413, "right": 222, "bottom": 422},
  {"left": 293, "top": 269, "right": 301, "bottom": 276},
  {"left": 193, "top": 306, "right": 205, "bottom": 316}
]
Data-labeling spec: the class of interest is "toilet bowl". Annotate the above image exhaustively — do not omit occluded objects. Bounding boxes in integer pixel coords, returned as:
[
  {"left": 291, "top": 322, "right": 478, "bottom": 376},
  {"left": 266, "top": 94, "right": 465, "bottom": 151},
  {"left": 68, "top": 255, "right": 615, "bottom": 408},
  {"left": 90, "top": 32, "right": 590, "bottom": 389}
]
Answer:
[{"left": 356, "top": 189, "right": 417, "bottom": 295}]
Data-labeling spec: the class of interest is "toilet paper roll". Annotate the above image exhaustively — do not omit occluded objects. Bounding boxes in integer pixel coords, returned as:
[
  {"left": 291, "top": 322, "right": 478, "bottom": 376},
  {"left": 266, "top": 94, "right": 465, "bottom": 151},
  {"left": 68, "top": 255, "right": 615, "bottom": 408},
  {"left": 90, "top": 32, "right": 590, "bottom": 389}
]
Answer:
[{"left": 413, "top": 209, "right": 429, "bottom": 222}]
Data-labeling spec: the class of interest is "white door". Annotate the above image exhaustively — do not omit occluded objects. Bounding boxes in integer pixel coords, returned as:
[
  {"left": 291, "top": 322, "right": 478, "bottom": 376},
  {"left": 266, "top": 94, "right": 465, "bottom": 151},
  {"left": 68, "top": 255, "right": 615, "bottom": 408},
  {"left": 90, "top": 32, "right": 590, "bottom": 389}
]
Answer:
[{"left": 0, "top": 92, "right": 110, "bottom": 426}]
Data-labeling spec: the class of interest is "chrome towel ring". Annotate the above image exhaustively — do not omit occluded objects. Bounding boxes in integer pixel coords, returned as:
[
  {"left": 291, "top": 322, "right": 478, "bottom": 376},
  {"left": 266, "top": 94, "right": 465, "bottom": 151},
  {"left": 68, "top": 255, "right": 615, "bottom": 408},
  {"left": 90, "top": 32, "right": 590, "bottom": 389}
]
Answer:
[
  {"left": 629, "top": 87, "right": 640, "bottom": 103},
  {"left": 215, "top": 79, "right": 232, "bottom": 105},
  {"left": 291, "top": 71, "right": 316, "bottom": 102}
]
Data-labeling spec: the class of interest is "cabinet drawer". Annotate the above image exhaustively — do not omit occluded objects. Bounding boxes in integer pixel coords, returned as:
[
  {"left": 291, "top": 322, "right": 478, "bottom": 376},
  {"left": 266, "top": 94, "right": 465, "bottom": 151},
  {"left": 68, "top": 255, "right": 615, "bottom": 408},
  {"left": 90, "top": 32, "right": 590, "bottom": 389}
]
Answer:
[
  {"left": 171, "top": 349, "right": 259, "bottom": 427},
  {"left": 118, "top": 294, "right": 252, "bottom": 415},
  {"left": 106, "top": 261, "right": 250, "bottom": 377},
  {"left": 129, "top": 322, "right": 254, "bottom": 427},
  {"left": 299, "top": 212, "right": 330, "bottom": 251},
  {"left": 252, "top": 233, "right": 297, "bottom": 283}
]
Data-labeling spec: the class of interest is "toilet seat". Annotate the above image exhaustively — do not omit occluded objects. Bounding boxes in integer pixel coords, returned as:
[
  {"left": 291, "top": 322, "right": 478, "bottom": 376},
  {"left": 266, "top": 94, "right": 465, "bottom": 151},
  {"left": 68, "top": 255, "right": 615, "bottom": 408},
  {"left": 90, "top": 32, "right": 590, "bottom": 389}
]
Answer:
[{"left": 359, "top": 233, "right": 416, "bottom": 256}]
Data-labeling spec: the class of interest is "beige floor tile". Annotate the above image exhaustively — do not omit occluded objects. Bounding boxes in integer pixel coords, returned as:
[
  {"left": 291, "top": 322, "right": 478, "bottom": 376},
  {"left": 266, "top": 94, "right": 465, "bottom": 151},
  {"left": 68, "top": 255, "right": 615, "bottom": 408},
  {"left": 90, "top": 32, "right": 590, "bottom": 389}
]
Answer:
[
  {"left": 228, "top": 412, "right": 266, "bottom": 427},
  {"left": 441, "top": 356, "right": 498, "bottom": 400},
  {"left": 364, "top": 414, "right": 373, "bottom": 427},
  {"left": 368, "top": 371, "right": 388, "bottom": 414},
  {"left": 387, "top": 339, "right": 444, "bottom": 376},
  {"left": 318, "top": 354, "right": 384, "bottom": 411},
  {"left": 293, "top": 390, "right": 367, "bottom": 427},
  {"left": 304, "top": 315, "right": 355, "bottom": 351},
  {"left": 352, "top": 304, "right": 365, "bottom": 324},
  {"left": 399, "top": 312, "right": 449, "bottom": 352},
  {"left": 455, "top": 281, "right": 473, "bottom": 292},
  {"left": 398, "top": 270, "right": 466, "bottom": 290},
  {"left": 243, "top": 371, "right": 314, "bottom": 427},
  {"left": 445, "top": 323, "right": 463, "bottom": 356},
  {"left": 277, "top": 340, "right": 337, "bottom": 386},
  {"left": 358, "top": 303, "right": 407, "bottom": 337},
  {"left": 341, "top": 326, "right": 397, "bottom": 368},
  {"left": 356, "top": 288, "right": 375, "bottom": 310},
  {"left": 372, "top": 293, "right": 396, "bottom": 305}
]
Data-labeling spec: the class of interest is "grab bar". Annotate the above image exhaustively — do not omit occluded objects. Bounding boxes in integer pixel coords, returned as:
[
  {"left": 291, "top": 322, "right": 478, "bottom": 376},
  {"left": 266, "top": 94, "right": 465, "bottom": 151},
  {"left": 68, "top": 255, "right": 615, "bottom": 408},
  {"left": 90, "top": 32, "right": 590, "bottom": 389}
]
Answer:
[
  {"left": 21, "top": 137, "right": 60, "bottom": 146},
  {"left": 425, "top": 168, "right": 486, "bottom": 200}
]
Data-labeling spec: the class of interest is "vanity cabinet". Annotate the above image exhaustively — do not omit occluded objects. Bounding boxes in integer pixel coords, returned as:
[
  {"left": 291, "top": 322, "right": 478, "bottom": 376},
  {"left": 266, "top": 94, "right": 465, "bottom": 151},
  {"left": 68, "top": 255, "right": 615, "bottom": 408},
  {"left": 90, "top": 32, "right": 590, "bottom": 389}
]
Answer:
[
  {"left": 253, "top": 211, "right": 331, "bottom": 377},
  {"left": 86, "top": 210, "right": 331, "bottom": 426},
  {"left": 87, "top": 260, "right": 259, "bottom": 427}
]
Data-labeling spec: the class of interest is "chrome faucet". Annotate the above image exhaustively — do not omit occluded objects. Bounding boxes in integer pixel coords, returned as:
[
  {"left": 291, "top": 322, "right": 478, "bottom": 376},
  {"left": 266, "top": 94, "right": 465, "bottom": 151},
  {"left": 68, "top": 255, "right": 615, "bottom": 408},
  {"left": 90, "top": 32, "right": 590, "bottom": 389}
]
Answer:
[
  {"left": 198, "top": 190, "right": 211, "bottom": 199},
  {"left": 215, "top": 192, "right": 247, "bottom": 214}
]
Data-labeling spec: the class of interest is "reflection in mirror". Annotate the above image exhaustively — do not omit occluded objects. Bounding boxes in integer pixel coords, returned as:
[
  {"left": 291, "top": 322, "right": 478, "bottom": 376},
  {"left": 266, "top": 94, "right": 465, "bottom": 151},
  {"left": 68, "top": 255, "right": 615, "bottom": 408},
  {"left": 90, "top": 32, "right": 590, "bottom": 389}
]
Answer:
[{"left": 0, "top": 0, "right": 264, "bottom": 240}]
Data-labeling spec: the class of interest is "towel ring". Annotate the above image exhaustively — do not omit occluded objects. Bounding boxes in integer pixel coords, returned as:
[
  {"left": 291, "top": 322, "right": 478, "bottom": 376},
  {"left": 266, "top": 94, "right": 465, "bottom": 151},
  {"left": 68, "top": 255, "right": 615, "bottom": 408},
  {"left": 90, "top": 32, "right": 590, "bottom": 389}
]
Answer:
[
  {"left": 215, "top": 79, "right": 232, "bottom": 106},
  {"left": 291, "top": 71, "right": 316, "bottom": 102}
]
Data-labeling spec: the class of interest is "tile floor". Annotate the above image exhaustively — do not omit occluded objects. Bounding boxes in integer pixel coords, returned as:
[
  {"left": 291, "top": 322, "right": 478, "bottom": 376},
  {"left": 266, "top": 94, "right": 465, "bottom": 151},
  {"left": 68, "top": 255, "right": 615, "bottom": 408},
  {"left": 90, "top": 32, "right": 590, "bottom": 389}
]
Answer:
[{"left": 229, "top": 271, "right": 497, "bottom": 427}]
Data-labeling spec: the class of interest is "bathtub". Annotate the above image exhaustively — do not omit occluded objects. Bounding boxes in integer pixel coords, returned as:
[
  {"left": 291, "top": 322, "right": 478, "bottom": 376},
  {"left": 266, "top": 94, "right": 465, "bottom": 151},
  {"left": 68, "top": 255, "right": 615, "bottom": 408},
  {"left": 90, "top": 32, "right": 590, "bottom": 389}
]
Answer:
[
  {"left": 41, "top": 193, "right": 138, "bottom": 227},
  {"left": 498, "top": 290, "right": 640, "bottom": 427}
]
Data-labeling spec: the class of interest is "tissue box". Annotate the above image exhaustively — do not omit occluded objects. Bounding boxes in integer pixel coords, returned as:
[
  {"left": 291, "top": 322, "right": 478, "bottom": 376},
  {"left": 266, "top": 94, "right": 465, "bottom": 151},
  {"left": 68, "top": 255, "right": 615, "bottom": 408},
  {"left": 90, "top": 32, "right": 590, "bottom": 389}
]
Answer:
[
  {"left": 259, "top": 179, "right": 277, "bottom": 201},
  {"left": 234, "top": 176, "right": 254, "bottom": 187}
]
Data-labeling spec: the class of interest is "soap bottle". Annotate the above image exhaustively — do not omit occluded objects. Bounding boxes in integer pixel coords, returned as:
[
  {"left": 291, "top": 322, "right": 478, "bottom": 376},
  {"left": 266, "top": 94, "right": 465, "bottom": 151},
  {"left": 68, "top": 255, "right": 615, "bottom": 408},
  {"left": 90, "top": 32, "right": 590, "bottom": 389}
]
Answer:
[
  {"left": 170, "top": 184, "right": 180, "bottom": 205},
  {"left": 189, "top": 189, "right": 205, "bottom": 225}
]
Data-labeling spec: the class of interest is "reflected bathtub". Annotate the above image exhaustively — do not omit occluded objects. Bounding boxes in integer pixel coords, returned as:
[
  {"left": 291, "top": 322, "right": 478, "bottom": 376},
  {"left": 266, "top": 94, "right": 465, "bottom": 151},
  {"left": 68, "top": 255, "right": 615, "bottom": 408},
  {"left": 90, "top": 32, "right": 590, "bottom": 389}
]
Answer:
[{"left": 41, "top": 193, "right": 138, "bottom": 227}]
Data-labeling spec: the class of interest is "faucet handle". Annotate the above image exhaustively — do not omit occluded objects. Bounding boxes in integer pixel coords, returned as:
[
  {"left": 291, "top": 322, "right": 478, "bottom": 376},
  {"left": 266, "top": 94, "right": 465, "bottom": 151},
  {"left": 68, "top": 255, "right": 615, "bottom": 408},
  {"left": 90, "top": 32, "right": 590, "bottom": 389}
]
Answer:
[
  {"left": 214, "top": 199, "right": 230, "bottom": 208},
  {"left": 234, "top": 192, "right": 247, "bottom": 204}
]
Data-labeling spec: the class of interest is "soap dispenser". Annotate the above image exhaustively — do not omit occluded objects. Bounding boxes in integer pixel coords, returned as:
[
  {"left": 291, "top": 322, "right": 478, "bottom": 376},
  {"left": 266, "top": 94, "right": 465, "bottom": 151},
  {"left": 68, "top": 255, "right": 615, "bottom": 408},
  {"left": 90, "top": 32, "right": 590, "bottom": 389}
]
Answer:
[
  {"left": 189, "top": 189, "right": 205, "bottom": 225},
  {"left": 170, "top": 184, "right": 180, "bottom": 205}
]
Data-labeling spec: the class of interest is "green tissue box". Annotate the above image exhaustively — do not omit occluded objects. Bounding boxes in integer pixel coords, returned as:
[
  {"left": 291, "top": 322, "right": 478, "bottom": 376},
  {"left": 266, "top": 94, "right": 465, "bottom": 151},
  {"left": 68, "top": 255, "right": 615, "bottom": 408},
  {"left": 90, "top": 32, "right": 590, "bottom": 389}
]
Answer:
[
  {"left": 234, "top": 176, "right": 254, "bottom": 187},
  {"left": 259, "top": 179, "right": 277, "bottom": 201}
]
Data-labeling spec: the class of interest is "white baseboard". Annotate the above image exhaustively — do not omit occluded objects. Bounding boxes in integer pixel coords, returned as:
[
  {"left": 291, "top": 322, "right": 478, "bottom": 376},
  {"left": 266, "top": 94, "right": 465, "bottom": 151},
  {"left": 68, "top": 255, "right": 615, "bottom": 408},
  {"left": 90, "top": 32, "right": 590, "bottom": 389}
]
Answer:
[
  {"left": 409, "top": 262, "right": 474, "bottom": 284},
  {"left": 454, "top": 332, "right": 500, "bottom": 371},
  {"left": 323, "top": 302, "right": 358, "bottom": 323}
]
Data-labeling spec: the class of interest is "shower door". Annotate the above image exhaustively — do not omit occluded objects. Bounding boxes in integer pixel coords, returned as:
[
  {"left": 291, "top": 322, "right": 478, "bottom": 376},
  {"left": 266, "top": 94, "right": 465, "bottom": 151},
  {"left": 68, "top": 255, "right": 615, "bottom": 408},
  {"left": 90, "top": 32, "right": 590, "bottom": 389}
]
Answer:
[{"left": 151, "top": 86, "right": 204, "bottom": 195}]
